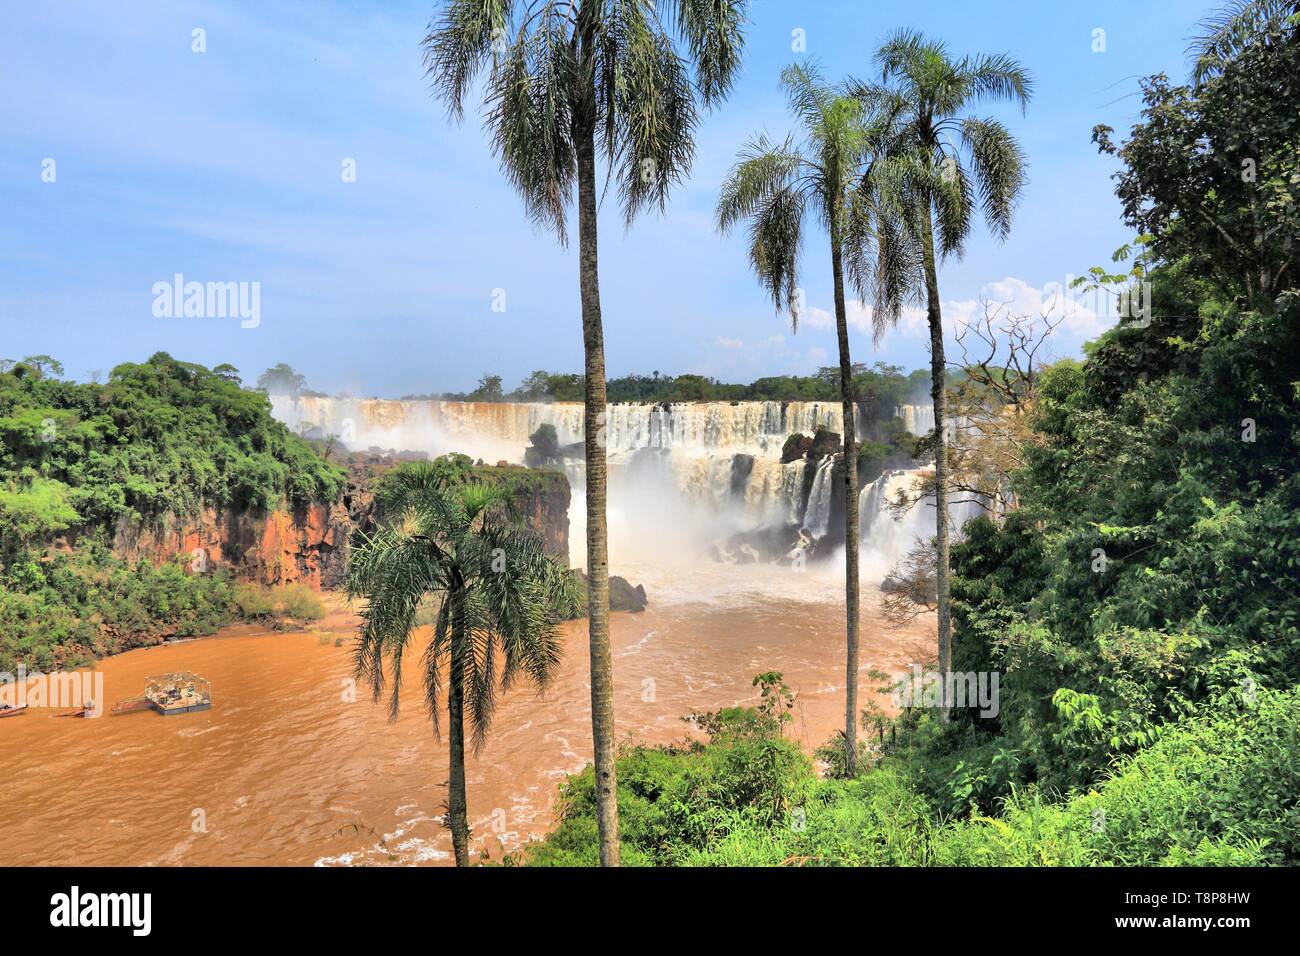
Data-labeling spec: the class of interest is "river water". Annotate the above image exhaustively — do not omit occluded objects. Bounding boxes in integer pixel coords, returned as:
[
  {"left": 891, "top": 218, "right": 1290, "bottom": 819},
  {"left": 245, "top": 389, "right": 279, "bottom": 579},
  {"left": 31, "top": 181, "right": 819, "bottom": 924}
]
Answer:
[{"left": 0, "top": 563, "right": 933, "bottom": 866}]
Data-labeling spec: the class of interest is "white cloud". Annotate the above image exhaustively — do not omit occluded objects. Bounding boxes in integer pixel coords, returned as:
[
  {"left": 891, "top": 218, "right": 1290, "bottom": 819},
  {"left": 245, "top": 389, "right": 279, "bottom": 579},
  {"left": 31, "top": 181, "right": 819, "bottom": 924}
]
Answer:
[
  {"left": 801, "top": 299, "right": 924, "bottom": 337},
  {"left": 942, "top": 275, "right": 1107, "bottom": 340},
  {"left": 804, "top": 276, "right": 1110, "bottom": 351},
  {"left": 714, "top": 335, "right": 744, "bottom": 349}
]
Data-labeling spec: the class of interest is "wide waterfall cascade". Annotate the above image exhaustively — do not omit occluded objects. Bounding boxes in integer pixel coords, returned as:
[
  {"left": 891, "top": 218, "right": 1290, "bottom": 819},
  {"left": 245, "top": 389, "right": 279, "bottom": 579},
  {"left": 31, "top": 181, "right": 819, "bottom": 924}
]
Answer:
[{"left": 270, "top": 396, "right": 971, "bottom": 575}]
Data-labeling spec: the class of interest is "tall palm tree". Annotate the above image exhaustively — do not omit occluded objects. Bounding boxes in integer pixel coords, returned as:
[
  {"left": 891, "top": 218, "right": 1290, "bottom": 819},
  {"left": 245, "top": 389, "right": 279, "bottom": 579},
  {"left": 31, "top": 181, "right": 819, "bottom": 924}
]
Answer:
[
  {"left": 347, "top": 462, "right": 579, "bottom": 866},
  {"left": 423, "top": 0, "right": 747, "bottom": 865},
  {"left": 716, "top": 63, "right": 880, "bottom": 775},
  {"left": 855, "top": 31, "right": 1031, "bottom": 712}
]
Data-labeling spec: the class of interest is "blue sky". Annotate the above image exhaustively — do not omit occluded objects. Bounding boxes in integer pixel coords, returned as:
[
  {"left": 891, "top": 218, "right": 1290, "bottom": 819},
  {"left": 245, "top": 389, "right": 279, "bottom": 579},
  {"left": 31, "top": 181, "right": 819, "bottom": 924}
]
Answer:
[{"left": 0, "top": 0, "right": 1217, "bottom": 396}]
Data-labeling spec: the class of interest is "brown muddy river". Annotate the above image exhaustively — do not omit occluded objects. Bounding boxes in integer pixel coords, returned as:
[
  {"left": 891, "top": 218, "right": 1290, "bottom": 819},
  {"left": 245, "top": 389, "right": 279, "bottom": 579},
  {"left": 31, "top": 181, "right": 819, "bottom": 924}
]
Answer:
[{"left": 0, "top": 564, "right": 933, "bottom": 866}]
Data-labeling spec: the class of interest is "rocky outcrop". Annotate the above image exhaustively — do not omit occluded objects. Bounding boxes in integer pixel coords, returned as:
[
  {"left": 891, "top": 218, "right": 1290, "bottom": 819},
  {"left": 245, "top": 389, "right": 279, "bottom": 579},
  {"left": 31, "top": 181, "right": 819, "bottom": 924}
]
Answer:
[
  {"left": 573, "top": 572, "right": 649, "bottom": 613},
  {"left": 808, "top": 427, "right": 842, "bottom": 459},
  {"left": 109, "top": 501, "right": 352, "bottom": 589},
  {"left": 610, "top": 575, "right": 648, "bottom": 613},
  {"left": 712, "top": 522, "right": 811, "bottom": 566},
  {"left": 781, "top": 433, "right": 814, "bottom": 463},
  {"left": 781, "top": 427, "right": 841, "bottom": 464},
  {"left": 104, "top": 456, "right": 572, "bottom": 590},
  {"left": 503, "top": 472, "right": 570, "bottom": 562}
]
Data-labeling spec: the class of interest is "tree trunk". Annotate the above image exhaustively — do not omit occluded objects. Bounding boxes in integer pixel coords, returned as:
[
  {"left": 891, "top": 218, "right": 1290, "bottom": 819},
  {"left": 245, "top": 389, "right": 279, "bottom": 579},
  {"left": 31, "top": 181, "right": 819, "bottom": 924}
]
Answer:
[
  {"left": 447, "top": 609, "right": 470, "bottom": 866},
  {"left": 920, "top": 212, "right": 952, "bottom": 717},
  {"left": 830, "top": 219, "right": 860, "bottom": 773},
  {"left": 576, "top": 117, "right": 620, "bottom": 866}
]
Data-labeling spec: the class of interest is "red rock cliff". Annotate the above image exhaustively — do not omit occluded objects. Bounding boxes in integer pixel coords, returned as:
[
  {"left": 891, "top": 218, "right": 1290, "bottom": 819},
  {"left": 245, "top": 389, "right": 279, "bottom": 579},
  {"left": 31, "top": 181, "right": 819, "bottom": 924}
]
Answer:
[{"left": 107, "top": 461, "right": 570, "bottom": 588}]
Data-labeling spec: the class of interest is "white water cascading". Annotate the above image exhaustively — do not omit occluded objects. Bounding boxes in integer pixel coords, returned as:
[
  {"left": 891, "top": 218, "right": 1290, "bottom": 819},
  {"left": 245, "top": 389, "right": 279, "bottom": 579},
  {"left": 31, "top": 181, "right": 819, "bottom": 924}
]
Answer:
[
  {"left": 270, "top": 396, "right": 969, "bottom": 575},
  {"left": 895, "top": 403, "right": 936, "bottom": 436}
]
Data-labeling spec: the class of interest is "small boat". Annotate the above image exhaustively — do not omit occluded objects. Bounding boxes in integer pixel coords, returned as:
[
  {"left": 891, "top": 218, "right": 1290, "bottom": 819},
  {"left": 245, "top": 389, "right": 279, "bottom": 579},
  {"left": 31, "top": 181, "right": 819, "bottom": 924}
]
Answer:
[
  {"left": 56, "top": 704, "right": 95, "bottom": 718},
  {"left": 0, "top": 704, "right": 27, "bottom": 718},
  {"left": 110, "top": 696, "right": 153, "bottom": 716}
]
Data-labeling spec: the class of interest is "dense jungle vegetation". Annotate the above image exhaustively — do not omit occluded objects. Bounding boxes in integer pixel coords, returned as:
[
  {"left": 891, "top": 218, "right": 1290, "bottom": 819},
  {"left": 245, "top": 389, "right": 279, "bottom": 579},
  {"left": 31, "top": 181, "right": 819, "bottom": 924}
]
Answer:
[
  {"left": 0, "top": 352, "right": 345, "bottom": 670},
  {"left": 516, "top": 7, "right": 1300, "bottom": 867}
]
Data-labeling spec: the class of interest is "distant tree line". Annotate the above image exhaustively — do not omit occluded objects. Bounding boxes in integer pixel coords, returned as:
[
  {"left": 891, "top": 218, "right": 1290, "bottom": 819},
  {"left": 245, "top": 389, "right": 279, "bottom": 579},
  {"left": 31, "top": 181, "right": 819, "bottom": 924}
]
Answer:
[{"left": 402, "top": 363, "right": 933, "bottom": 409}]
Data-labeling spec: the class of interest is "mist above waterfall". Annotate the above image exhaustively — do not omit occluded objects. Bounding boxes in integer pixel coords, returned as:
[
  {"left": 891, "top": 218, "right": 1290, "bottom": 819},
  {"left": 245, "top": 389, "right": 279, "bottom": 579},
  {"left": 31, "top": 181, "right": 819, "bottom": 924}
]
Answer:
[{"left": 271, "top": 396, "right": 966, "bottom": 599}]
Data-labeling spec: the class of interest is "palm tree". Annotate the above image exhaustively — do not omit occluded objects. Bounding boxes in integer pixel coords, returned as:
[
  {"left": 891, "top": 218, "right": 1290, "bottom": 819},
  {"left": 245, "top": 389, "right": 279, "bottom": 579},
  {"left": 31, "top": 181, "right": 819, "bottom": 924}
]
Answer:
[
  {"left": 347, "top": 462, "right": 579, "bottom": 866},
  {"left": 1189, "top": 0, "right": 1296, "bottom": 82},
  {"left": 423, "top": 0, "right": 747, "bottom": 865},
  {"left": 855, "top": 31, "right": 1031, "bottom": 712},
  {"left": 716, "top": 62, "right": 880, "bottom": 775}
]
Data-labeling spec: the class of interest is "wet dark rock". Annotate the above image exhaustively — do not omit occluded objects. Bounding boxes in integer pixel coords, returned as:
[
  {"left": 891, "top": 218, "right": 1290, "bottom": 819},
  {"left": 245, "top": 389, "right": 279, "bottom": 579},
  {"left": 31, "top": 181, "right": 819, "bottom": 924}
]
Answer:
[{"left": 573, "top": 572, "right": 650, "bottom": 613}]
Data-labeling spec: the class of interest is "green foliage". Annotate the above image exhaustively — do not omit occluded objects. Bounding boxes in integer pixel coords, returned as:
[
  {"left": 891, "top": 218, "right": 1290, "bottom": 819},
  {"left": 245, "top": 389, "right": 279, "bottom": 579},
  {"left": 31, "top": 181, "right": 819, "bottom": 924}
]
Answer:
[
  {"left": 255, "top": 362, "right": 307, "bottom": 395},
  {"left": 528, "top": 423, "right": 559, "bottom": 459},
  {"left": 423, "top": 0, "right": 746, "bottom": 242},
  {"left": 431, "top": 363, "right": 930, "bottom": 409},
  {"left": 1093, "top": 3, "right": 1299, "bottom": 308},
  {"left": 936, "top": 686, "right": 1300, "bottom": 865},
  {"left": 0, "top": 354, "right": 346, "bottom": 667},
  {"left": 0, "top": 352, "right": 345, "bottom": 540},
  {"left": 526, "top": 7, "right": 1296, "bottom": 867},
  {"left": 853, "top": 31, "right": 1032, "bottom": 330},
  {"left": 0, "top": 542, "right": 320, "bottom": 672},
  {"left": 233, "top": 582, "right": 325, "bottom": 621},
  {"left": 520, "top": 700, "right": 811, "bottom": 867},
  {"left": 897, "top": 7, "right": 1300, "bottom": 814},
  {"left": 348, "top": 460, "right": 573, "bottom": 744},
  {"left": 522, "top": 685, "right": 1298, "bottom": 866},
  {"left": 856, "top": 441, "right": 888, "bottom": 482},
  {"left": 0, "top": 476, "right": 81, "bottom": 545}
]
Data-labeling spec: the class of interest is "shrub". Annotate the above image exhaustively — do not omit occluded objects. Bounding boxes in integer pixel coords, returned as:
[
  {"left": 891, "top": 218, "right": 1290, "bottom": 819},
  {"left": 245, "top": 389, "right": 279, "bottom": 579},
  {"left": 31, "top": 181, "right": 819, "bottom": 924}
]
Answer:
[{"left": 276, "top": 583, "right": 326, "bottom": 620}]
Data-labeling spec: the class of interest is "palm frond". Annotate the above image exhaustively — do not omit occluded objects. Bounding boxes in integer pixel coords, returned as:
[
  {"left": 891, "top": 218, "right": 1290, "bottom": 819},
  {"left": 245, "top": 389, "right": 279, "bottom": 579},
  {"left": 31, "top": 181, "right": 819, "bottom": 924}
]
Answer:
[
  {"left": 347, "top": 527, "right": 446, "bottom": 721},
  {"left": 715, "top": 134, "right": 804, "bottom": 232},
  {"left": 608, "top": 8, "right": 699, "bottom": 224},
  {"left": 854, "top": 30, "right": 1031, "bottom": 343},
  {"left": 348, "top": 474, "right": 570, "bottom": 750},
  {"left": 780, "top": 60, "right": 835, "bottom": 133},
  {"left": 873, "top": 28, "right": 934, "bottom": 86},
  {"left": 668, "top": 0, "right": 747, "bottom": 106},
  {"left": 483, "top": 9, "right": 579, "bottom": 242},
  {"left": 959, "top": 52, "right": 1033, "bottom": 113},
  {"left": 1189, "top": 0, "right": 1299, "bottom": 82},
  {"left": 960, "top": 116, "right": 1027, "bottom": 240},
  {"left": 748, "top": 179, "right": 808, "bottom": 325},
  {"left": 422, "top": 0, "right": 515, "bottom": 120},
  {"left": 426, "top": 0, "right": 749, "bottom": 244}
]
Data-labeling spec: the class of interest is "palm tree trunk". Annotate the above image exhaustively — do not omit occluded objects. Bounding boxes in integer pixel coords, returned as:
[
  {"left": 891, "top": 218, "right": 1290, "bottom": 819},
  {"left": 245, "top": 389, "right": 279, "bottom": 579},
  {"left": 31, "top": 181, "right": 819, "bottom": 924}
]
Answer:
[
  {"left": 830, "top": 219, "right": 860, "bottom": 774},
  {"left": 575, "top": 115, "right": 620, "bottom": 866},
  {"left": 447, "top": 609, "right": 470, "bottom": 866},
  {"left": 920, "top": 211, "right": 952, "bottom": 717}
]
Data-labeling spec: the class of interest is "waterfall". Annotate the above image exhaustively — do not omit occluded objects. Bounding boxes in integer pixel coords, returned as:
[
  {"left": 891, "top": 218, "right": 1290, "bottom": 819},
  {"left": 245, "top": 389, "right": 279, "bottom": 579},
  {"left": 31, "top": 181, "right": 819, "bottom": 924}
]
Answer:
[
  {"left": 272, "top": 396, "right": 841, "bottom": 519},
  {"left": 895, "top": 404, "right": 936, "bottom": 436},
  {"left": 803, "top": 456, "right": 836, "bottom": 537},
  {"left": 272, "top": 397, "right": 843, "bottom": 457},
  {"left": 271, "top": 396, "right": 964, "bottom": 566},
  {"left": 856, "top": 467, "right": 985, "bottom": 576}
]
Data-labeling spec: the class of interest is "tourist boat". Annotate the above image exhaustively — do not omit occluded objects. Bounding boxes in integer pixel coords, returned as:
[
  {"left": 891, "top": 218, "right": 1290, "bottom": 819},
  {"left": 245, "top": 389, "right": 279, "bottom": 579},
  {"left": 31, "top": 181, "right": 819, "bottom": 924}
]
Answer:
[
  {"left": 0, "top": 704, "right": 27, "bottom": 718},
  {"left": 111, "top": 673, "right": 213, "bottom": 716},
  {"left": 145, "top": 673, "right": 212, "bottom": 715}
]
